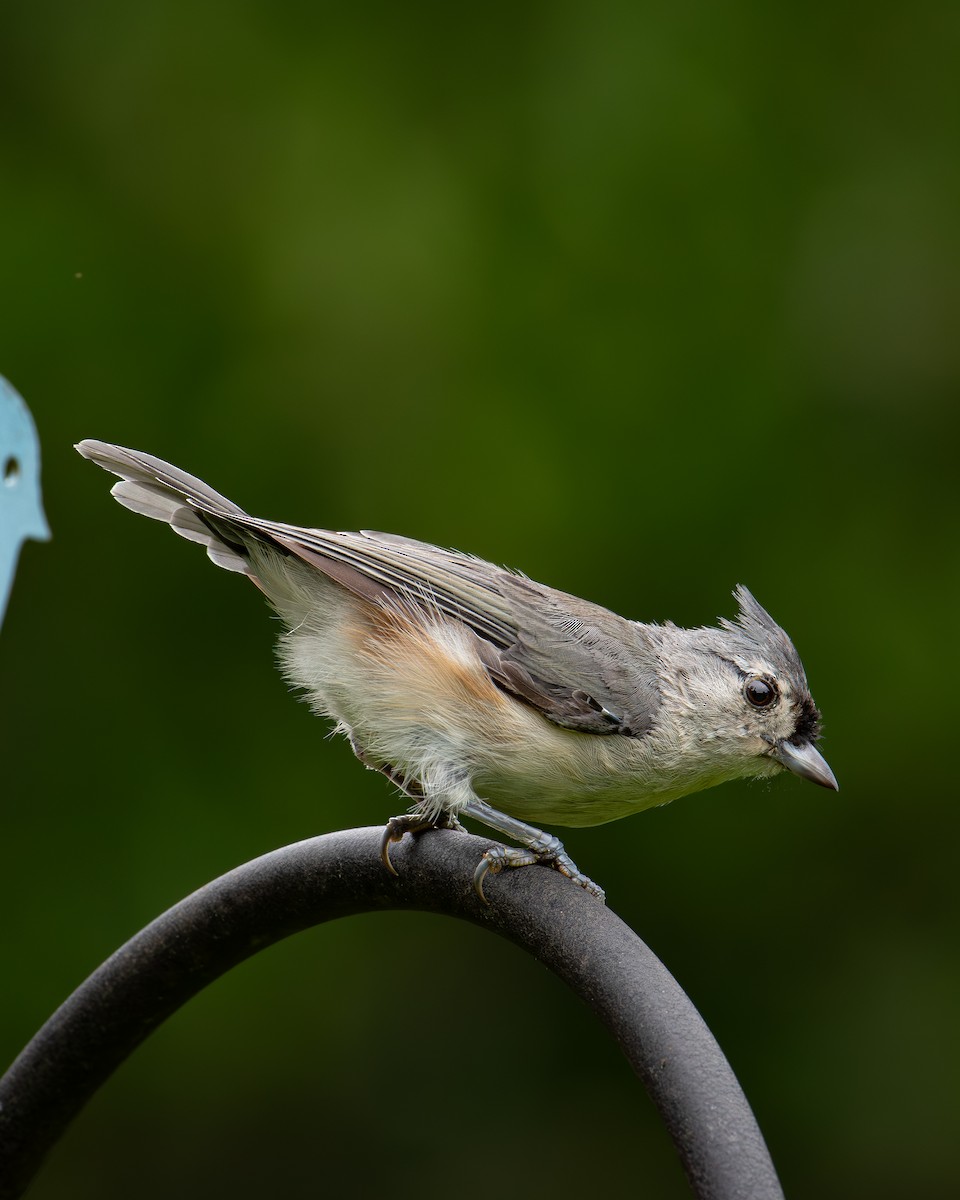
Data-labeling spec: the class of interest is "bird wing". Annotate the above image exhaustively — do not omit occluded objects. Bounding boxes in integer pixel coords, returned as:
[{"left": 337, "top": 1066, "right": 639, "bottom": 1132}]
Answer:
[
  {"left": 77, "top": 441, "right": 661, "bottom": 738},
  {"left": 273, "top": 526, "right": 662, "bottom": 736}
]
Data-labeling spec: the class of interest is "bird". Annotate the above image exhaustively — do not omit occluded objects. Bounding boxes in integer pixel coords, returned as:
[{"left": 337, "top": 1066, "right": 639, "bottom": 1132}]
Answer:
[
  {"left": 76, "top": 439, "right": 837, "bottom": 902},
  {"left": 0, "top": 377, "right": 50, "bottom": 630}
]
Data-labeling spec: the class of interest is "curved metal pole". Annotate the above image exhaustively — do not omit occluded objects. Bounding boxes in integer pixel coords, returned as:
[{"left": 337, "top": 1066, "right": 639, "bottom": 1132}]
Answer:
[{"left": 0, "top": 828, "right": 783, "bottom": 1200}]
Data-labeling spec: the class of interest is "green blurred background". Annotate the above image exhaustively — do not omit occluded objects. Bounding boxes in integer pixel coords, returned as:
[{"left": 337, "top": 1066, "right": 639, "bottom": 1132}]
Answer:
[{"left": 2, "top": 1, "right": 957, "bottom": 1196}]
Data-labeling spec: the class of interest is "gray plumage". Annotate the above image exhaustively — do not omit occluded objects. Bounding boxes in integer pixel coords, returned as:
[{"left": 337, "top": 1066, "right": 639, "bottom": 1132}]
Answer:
[{"left": 76, "top": 439, "right": 837, "bottom": 900}]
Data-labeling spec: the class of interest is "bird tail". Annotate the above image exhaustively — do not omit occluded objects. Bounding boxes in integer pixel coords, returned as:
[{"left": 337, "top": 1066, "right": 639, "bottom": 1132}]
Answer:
[{"left": 76, "top": 440, "right": 254, "bottom": 575}]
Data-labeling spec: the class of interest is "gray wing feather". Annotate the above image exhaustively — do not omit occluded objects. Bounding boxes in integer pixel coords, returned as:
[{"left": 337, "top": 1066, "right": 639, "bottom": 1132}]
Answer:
[
  {"left": 77, "top": 440, "right": 661, "bottom": 737},
  {"left": 483, "top": 574, "right": 661, "bottom": 735}
]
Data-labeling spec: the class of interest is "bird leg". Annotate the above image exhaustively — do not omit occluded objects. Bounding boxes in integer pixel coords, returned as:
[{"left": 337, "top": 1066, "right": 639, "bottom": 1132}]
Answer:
[
  {"left": 351, "top": 728, "right": 603, "bottom": 903},
  {"left": 462, "top": 798, "right": 605, "bottom": 904},
  {"left": 346, "top": 734, "right": 448, "bottom": 875}
]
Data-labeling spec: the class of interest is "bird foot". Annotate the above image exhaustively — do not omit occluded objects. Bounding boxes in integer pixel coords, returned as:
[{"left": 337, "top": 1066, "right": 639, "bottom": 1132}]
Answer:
[
  {"left": 379, "top": 810, "right": 466, "bottom": 876},
  {"left": 379, "top": 802, "right": 605, "bottom": 907},
  {"left": 472, "top": 837, "right": 606, "bottom": 904}
]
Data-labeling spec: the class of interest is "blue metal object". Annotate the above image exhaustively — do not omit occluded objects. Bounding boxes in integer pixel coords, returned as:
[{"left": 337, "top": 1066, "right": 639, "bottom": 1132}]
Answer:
[{"left": 0, "top": 376, "right": 50, "bottom": 629}]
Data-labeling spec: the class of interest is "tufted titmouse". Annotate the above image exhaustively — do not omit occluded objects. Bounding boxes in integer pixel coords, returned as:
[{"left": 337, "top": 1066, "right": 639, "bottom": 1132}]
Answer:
[{"left": 77, "top": 440, "right": 837, "bottom": 902}]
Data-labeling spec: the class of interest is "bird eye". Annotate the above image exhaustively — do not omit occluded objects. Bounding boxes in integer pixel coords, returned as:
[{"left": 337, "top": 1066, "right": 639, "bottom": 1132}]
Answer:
[{"left": 744, "top": 676, "right": 778, "bottom": 709}]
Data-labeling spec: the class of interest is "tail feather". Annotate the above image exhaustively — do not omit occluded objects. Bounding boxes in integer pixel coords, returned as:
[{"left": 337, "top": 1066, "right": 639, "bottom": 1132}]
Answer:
[
  {"left": 77, "top": 440, "right": 252, "bottom": 575},
  {"left": 77, "top": 439, "right": 245, "bottom": 513}
]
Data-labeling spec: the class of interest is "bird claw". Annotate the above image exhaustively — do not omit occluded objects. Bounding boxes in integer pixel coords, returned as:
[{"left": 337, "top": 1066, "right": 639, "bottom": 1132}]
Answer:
[
  {"left": 473, "top": 842, "right": 606, "bottom": 905},
  {"left": 473, "top": 845, "right": 536, "bottom": 904},
  {"left": 379, "top": 811, "right": 466, "bottom": 876},
  {"left": 379, "top": 815, "right": 426, "bottom": 876},
  {"left": 380, "top": 810, "right": 606, "bottom": 906}
]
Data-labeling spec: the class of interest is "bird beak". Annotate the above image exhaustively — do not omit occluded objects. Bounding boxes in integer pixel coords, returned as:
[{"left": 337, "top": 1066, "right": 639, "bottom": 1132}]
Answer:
[{"left": 775, "top": 739, "right": 838, "bottom": 791}]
